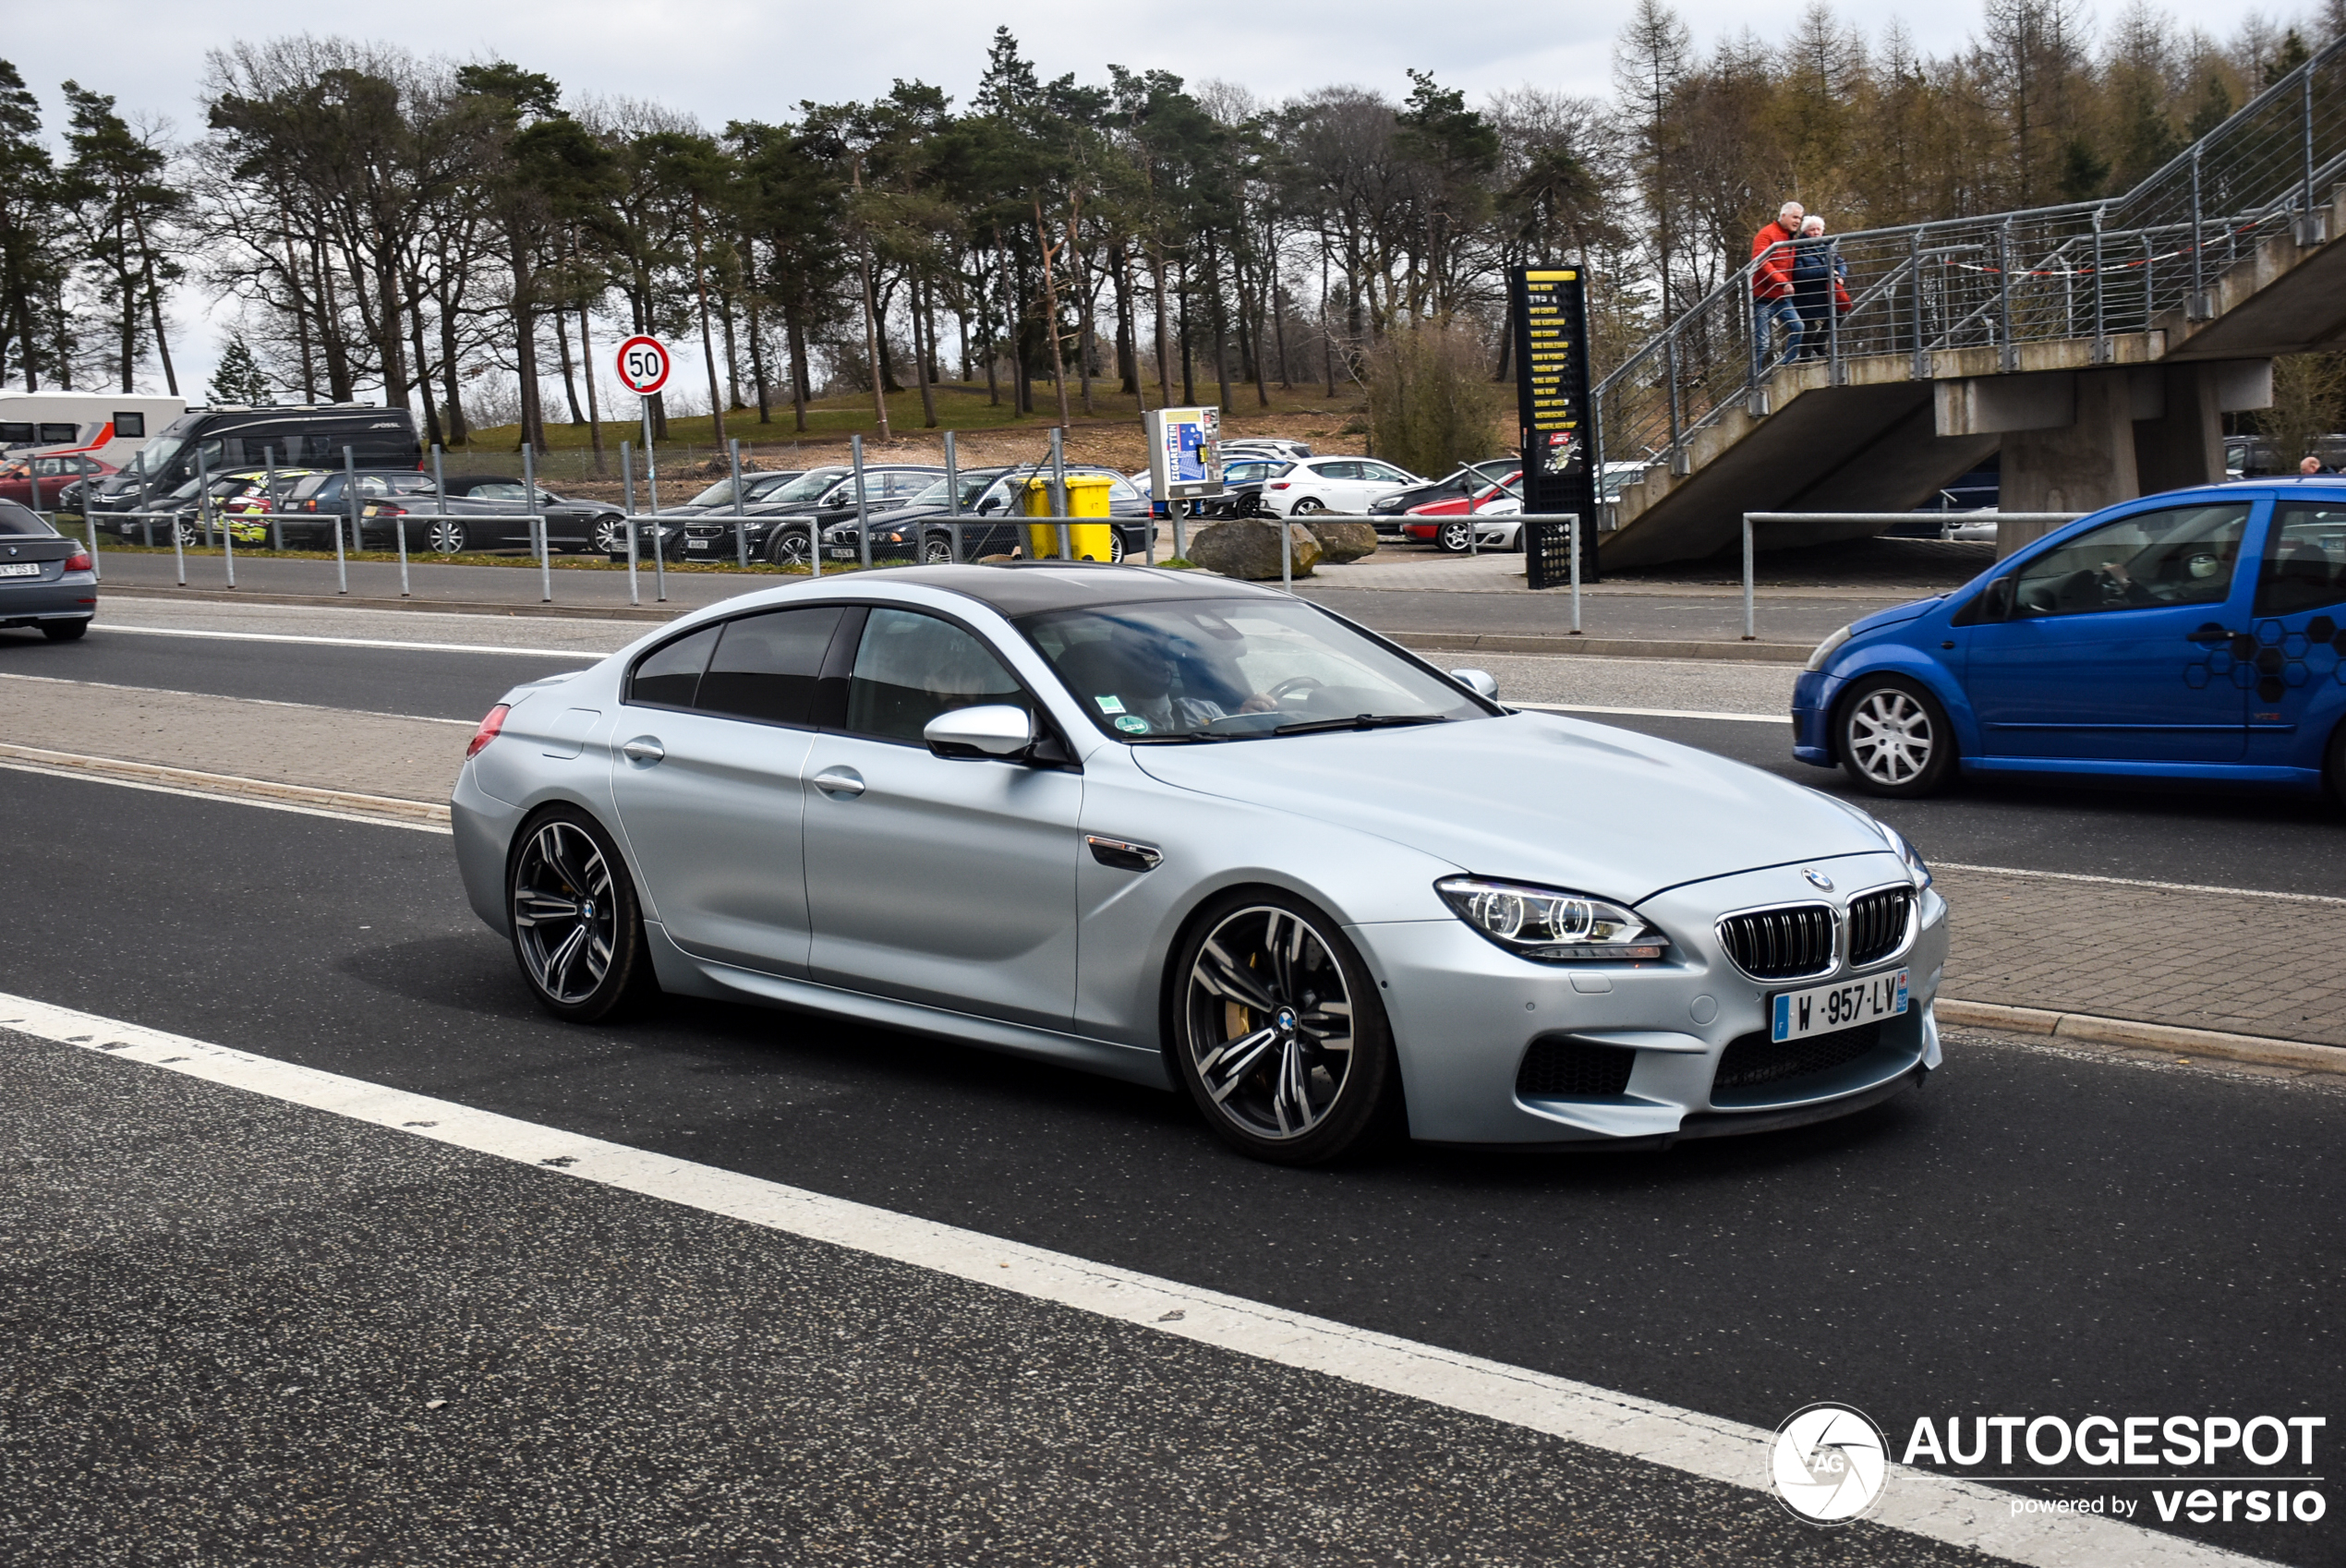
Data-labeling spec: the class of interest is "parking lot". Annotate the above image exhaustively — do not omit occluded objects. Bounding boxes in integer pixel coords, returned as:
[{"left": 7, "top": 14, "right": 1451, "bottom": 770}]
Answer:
[{"left": 4, "top": 576, "right": 2340, "bottom": 1566}]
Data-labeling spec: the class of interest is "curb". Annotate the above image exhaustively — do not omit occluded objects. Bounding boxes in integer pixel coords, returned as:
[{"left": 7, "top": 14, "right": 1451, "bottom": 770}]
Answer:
[
  {"left": 93, "top": 583, "right": 686, "bottom": 623},
  {"left": 1387, "top": 631, "right": 1813, "bottom": 663},
  {"left": 0, "top": 744, "right": 452, "bottom": 828},
  {"left": 1937, "top": 998, "right": 2345, "bottom": 1073}
]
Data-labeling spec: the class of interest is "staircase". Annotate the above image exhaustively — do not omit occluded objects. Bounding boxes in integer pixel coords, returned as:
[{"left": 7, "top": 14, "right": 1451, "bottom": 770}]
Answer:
[{"left": 1593, "top": 36, "right": 2346, "bottom": 567}]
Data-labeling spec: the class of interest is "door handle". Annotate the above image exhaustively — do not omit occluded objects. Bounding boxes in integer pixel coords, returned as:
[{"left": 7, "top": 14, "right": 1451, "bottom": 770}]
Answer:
[
  {"left": 621, "top": 737, "right": 665, "bottom": 765},
  {"left": 811, "top": 766, "right": 865, "bottom": 798},
  {"left": 2183, "top": 622, "right": 2234, "bottom": 644}
]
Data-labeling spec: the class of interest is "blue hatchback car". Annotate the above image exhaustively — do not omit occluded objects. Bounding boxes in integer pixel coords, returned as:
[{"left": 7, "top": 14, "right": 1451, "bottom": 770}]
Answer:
[{"left": 1794, "top": 481, "right": 2346, "bottom": 803}]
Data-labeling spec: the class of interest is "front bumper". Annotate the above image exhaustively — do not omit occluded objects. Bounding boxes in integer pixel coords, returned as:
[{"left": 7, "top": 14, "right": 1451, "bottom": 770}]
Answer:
[
  {"left": 1791, "top": 668, "right": 1841, "bottom": 767},
  {"left": 1351, "top": 854, "right": 1946, "bottom": 1145}
]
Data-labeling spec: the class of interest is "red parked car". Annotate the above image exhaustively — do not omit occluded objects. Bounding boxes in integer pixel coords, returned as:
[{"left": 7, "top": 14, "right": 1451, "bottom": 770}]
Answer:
[
  {"left": 0, "top": 452, "right": 115, "bottom": 510},
  {"left": 1403, "top": 471, "right": 1525, "bottom": 552}
]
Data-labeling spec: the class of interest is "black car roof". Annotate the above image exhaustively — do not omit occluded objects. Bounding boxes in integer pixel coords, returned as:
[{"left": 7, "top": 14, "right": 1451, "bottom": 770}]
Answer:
[{"left": 880, "top": 562, "right": 1278, "bottom": 616}]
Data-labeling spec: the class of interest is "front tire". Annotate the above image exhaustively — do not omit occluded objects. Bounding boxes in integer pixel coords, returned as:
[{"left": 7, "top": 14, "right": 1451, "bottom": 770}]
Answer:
[
  {"left": 425, "top": 517, "right": 471, "bottom": 555},
  {"left": 1168, "top": 890, "right": 1400, "bottom": 1165},
  {"left": 506, "top": 807, "right": 655, "bottom": 1022},
  {"left": 1837, "top": 676, "right": 1956, "bottom": 797},
  {"left": 1435, "top": 520, "right": 1471, "bottom": 553},
  {"left": 768, "top": 527, "right": 812, "bottom": 568},
  {"left": 590, "top": 516, "right": 627, "bottom": 554}
]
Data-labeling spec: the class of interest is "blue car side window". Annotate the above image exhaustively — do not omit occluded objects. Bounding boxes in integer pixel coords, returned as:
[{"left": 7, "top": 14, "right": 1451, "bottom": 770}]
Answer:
[
  {"left": 2009, "top": 503, "right": 2249, "bottom": 619},
  {"left": 2254, "top": 504, "right": 2346, "bottom": 616}
]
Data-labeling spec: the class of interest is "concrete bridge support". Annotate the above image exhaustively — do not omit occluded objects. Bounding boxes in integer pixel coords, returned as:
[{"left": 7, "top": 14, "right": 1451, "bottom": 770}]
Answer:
[{"left": 1933, "top": 363, "right": 2272, "bottom": 556}]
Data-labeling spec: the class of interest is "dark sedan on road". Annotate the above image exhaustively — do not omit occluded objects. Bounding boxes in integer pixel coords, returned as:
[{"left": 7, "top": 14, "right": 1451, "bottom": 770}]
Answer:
[
  {"left": 0, "top": 500, "right": 95, "bottom": 641},
  {"left": 820, "top": 465, "right": 1153, "bottom": 564},
  {"left": 1796, "top": 479, "right": 2346, "bottom": 805}
]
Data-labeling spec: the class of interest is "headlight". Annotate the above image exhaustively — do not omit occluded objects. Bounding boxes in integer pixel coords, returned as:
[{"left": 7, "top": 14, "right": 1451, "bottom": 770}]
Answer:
[
  {"left": 1878, "top": 823, "right": 1932, "bottom": 889},
  {"left": 1435, "top": 876, "right": 1667, "bottom": 962},
  {"left": 1805, "top": 623, "right": 1853, "bottom": 672}
]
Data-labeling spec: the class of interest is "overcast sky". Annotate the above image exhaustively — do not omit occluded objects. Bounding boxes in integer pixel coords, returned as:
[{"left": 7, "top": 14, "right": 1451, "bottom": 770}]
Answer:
[{"left": 6, "top": 0, "right": 1995, "bottom": 402}]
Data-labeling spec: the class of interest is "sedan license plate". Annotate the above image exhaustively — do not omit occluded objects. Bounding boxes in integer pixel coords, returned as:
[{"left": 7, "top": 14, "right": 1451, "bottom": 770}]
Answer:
[
  {"left": 828, "top": 548, "right": 856, "bottom": 559},
  {"left": 1772, "top": 970, "right": 1907, "bottom": 1043},
  {"left": 0, "top": 562, "right": 40, "bottom": 577},
  {"left": 684, "top": 538, "right": 709, "bottom": 550}
]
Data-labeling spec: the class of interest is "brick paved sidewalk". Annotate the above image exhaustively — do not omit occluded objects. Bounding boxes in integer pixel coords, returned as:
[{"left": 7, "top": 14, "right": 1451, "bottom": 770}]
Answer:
[{"left": 7, "top": 679, "right": 2341, "bottom": 1050}]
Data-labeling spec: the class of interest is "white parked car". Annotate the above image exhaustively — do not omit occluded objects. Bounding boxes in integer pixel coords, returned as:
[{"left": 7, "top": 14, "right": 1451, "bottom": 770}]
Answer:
[{"left": 1258, "top": 457, "right": 1425, "bottom": 517}]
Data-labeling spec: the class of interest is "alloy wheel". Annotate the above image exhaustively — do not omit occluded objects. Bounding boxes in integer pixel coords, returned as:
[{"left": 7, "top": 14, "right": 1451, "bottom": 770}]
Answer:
[
  {"left": 172, "top": 519, "right": 201, "bottom": 549},
  {"left": 1182, "top": 906, "right": 1357, "bottom": 1141},
  {"left": 1107, "top": 528, "right": 1127, "bottom": 562},
  {"left": 1845, "top": 687, "right": 1936, "bottom": 787},
  {"left": 1290, "top": 497, "right": 1325, "bottom": 515},
  {"left": 511, "top": 819, "right": 617, "bottom": 1007},
  {"left": 770, "top": 528, "right": 812, "bottom": 567},
  {"left": 1438, "top": 521, "right": 1471, "bottom": 552},
  {"left": 426, "top": 518, "right": 469, "bottom": 555},
  {"left": 923, "top": 536, "right": 955, "bottom": 566},
  {"left": 592, "top": 517, "right": 627, "bottom": 553}
]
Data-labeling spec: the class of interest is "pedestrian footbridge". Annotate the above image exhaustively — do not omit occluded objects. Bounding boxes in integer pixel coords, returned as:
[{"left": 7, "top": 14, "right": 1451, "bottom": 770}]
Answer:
[{"left": 1592, "top": 37, "right": 2346, "bottom": 567}]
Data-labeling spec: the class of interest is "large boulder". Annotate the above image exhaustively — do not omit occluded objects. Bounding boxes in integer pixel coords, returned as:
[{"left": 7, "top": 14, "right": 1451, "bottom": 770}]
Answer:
[
  {"left": 1191, "top": 520, "right": 1324, "bottom": 580},
  {"left": 1305, "top": 520, "right": 1377, "bottom": 564}
]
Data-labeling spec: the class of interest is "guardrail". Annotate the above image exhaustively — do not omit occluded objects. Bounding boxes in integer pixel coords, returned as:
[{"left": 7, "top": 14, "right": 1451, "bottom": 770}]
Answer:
[{"left": 1594, "top": 32, "right": 2346, "bottom": 490}]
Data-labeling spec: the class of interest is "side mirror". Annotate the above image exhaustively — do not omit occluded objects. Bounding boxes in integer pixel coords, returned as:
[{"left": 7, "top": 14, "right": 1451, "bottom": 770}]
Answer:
[
  {"left": 1980, "top": 576, "right": 2015, "bottom": 622},
  {"left": 1450, "top": 668, "right": 1499, "bottom": 700},
  {"left": 924, "top": 704, "right": 1034, "bottom": 759}
]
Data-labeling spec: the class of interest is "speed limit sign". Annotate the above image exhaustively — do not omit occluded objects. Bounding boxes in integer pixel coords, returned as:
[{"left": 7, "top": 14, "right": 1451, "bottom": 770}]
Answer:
[{"left": 614, "top": 335, "right": 672, "bottom": 396}]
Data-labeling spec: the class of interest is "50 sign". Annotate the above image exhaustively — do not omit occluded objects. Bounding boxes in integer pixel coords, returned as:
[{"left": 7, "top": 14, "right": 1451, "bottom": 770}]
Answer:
[{"left": 614, "top": 335, "right": 671, "bottom": 397}]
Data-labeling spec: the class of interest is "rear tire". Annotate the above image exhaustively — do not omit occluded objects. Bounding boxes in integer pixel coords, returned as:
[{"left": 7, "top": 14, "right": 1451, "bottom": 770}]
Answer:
[
  {"left": 1167, "top": 888, "right": 1402, "bottom": 1165},
  {"left": 506, "top": 806, "right": 656, "bottom": 1023},
  {"left": 41, "top": 620, "right": 89, "bottom": 643},
  {"left": 2325, "top": 719, "right": 2346, "bottom": 813},
  {"left": 1289, "top": 497, "right": 1325, "bottom": 515},
  {"left": 425, "top": 517, "right": 471, "bottom": 555},
  {"left": 1836, "top": 676, "right": 1957, "bottom": 797}
]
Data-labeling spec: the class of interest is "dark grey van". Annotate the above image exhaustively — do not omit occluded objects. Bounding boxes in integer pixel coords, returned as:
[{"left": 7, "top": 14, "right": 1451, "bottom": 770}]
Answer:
[{"left": 79, "top": 404, "right": 422, "bottom": 522}]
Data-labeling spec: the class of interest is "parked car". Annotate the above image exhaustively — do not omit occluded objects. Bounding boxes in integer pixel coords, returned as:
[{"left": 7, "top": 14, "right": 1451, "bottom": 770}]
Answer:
[
  {"left": 1366, "top": 461, "right": 1521, "bottom": 537},
  {"left": 0, "top": 452, "right": 114, "bottom": 510},
  {"left": 822, "top": 465, "right": 1153, "bottom": 564},
  {"left": 454, "top": 562, "right": 1944, "bottom": 1164},
  {"left": 659, "top": 469, "right": 807, "bottom": 517},
  {"left": 1796, "top": 480, "right": 2346, "bottom": 803},
  {"left": 1257, "top": 456, "right": 1426, "bottom": 517},
  {"left": 0, "top": 499, "right": 96, "bottom": 640},
  {"left": 1219, "top": 437, "right": 1312, "bottom": 463},
  {"left": 78, "top": 404, "right": 421, "bottom": 520},
  {"left": 629, "top": 464, "right": 945, "bottom": 564},
  {"left": 1402, "top": 472, "right": 1526, "bottom": 552},
  {"left": 1131, "top": 462, "right": 1283, "bottom": 521},
  {"left": 280, "top": 470, "right": 625, "bottom": 554}
]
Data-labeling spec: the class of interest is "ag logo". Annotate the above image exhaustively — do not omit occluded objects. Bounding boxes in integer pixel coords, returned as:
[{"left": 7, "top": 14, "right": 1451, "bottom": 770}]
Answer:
[{"left": 1771, "top": 1403, "right": 1888, "bottom": 1525}]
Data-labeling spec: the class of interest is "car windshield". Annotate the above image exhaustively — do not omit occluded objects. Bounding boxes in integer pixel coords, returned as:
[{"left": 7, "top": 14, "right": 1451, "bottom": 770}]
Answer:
[
  {"left": 120, "top": 429, "right": 190, "bottom": 480},
  {"left": 768, "top": 469, "right": 846, "bottom": 503},
  {"left": 1020, "top": 597, "right": 1488, "bottom": 741},
  {"left": 0, "top": 500, "right": 54, "bottom": 535},
  {"left": 906, "top": 472, "right": 1004, "bottom": 510}
]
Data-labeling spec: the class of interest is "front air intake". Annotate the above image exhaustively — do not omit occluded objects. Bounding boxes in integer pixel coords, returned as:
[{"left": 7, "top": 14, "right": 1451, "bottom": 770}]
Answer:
[{"left": 1516, "top": 1036, "right": 1637, "bottom": 1099}]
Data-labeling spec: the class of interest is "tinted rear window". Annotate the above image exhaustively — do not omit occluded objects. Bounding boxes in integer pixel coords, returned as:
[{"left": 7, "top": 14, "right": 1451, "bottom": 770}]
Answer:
[
  {"left": 627, "top": 625, "right": 720, "bottom": 709},
  {"left": 0, "top": 500, "right": 55, "bottom": 536}
]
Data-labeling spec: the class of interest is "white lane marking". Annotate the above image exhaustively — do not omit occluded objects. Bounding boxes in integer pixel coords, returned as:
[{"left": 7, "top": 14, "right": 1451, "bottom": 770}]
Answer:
[
  {"left": 1512, "top": 700, "right": 1791, "bottom": 725},
  {"left": 91, "top": 623, "right": 607, "bottom": 659},
  {"left": 0, "top": 992, "right": 2270, "bottom": 1568},
  {"left": 1938, "top": 862, "right": 2346, "bottom": 909},
  {"left": 0, "top": 669, "right": 476, "bottom": 727},
  {"left": 0, "top": 760, "right": 453, "bottom": 835}
]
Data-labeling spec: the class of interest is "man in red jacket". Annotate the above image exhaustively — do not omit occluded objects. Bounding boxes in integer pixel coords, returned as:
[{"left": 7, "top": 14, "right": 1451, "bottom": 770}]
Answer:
[{"left": 1751, "top": 200, "right": 1805, "bottom": 379}]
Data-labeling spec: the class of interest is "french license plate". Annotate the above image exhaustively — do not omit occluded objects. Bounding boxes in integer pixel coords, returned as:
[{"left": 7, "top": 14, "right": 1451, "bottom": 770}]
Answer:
[
  {"left": 1772, "top": 969, "right": 1908, "bottom": 1043},
  {"left": 0, "top": 562, "right": 40, "bottom": 577},
  {"left": 685, "top": 538, "right": 709, "bottom": 549}
]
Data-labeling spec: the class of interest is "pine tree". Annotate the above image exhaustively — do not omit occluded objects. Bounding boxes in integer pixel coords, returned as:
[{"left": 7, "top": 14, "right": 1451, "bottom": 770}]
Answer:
[{"left": 208, "top": 334, "right": 273, "bottom": 404}]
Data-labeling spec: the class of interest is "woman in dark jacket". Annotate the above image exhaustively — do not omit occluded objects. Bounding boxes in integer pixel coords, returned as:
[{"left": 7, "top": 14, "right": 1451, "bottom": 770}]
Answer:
[{"left": 1791, "top": 215, "right": 1851, "bottom": 359}]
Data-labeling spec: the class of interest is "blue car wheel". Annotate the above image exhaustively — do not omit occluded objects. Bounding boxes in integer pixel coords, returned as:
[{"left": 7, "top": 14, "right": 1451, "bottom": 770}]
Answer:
[{"left": 1837, "top": 676, "right": 1956, "bottom": 798}]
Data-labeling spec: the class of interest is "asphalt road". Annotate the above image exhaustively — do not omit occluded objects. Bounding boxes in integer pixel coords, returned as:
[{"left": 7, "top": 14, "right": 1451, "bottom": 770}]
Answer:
[{"left": 0, "top": 766, "right": 2339, "bottom": 1564}]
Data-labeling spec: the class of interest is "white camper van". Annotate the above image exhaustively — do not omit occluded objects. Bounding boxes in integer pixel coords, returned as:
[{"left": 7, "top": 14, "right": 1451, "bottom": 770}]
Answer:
[{"left": 0, "top": 392, "right": 188, "bottom": 465}]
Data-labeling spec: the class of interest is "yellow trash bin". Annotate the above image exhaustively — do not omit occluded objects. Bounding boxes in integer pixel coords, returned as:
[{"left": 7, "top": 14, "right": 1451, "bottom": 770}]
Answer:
[{"left": 1022, "top": 474, "right": 1117, "bottom": 561}]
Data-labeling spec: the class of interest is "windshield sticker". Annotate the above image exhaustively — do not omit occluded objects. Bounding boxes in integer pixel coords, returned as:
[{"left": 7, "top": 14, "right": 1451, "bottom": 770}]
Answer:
[
  {"left": 1113, "top": 713, "right": 1150, "bottom": 734},
  {"left": 1094, "top": 694, "right": 1128, "bottom": 714}
]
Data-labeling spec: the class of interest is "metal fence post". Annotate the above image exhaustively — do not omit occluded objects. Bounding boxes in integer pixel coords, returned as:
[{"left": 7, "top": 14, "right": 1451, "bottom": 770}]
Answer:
[
  {"left": 266, "top": 445, "right": 283, "bottom": 551},
  {"left": 853, "top": 431, "right": 871, "bottom": 569},
  {"left": 1998, "top": 218, "right": 2016, "bottom": 372},
  {"left": 1910, "top": 229, "right": 1927, "bottom": 380},
  {"left": 172, "top": 502, "right": 185, "bottom": 584},
  {"left": 1741, "top": 514, "right": 1757, "bottom": 641},
  {"left": 1050, "top": 426, "right": 1070, "bottom": 561},
  {"left": 730, "top": 437, "right": 748, "bottom": 570},
  {"left": 2190, "top": 146, "right": 2207, "bottom": 318},
  {"left": 1281, "top": 513, "right": 1292, "bottom": 593},
  {"left": 2304, "top": 63, "right": 2318, "bottom": 243},
  {"left": 1568, "top": 514, "right": 1581, "bottom": 634},
  {"left": 943, "top": 429, "right": 961, "bottom": 564},
  {"left": 1664, "top": 335, "right": 1683, "bottom": 450},
  {"left": 82, "top": 508, "right": 101, "bottom": 581},
  {"left": 622, "top": 440, "right": 639, "bottom": 607},
  {"left": 1827, "top": 242, "right": 1843, "bottom": 383},
  {"left": 526, "top": 443, "right": 550, "bottom": 604},
  {"left": 337, "top": 447, "right": 355, "bottom": 596},
  {"left": 2092, "top": 207, "right": 2108, "bottom": 363}
]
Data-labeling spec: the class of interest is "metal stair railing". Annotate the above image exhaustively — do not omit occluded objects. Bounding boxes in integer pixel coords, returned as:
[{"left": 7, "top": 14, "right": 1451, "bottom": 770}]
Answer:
[{"left": 1592, "top": 32, "right": 2346, "bottom": 498}]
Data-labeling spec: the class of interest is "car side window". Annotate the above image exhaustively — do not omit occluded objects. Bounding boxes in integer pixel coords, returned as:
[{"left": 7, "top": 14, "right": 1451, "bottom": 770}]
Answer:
[
  {"left": 2009, "top": 503, "right": 2250, "bottom": 619},
  {"left": 843, "top": 608, "right": 1027, "bottom": 743},
  {"left": 626, "top": 624, "right": 722, "bottom": 710},
  {"left": 695, "top": 607, "right": 844, "bottom": 727},
  {"left": 470, "top": 480, "right": 527, "bottom": 501},
  {"left": 1316, "top": 461, "right": 1361, "bottom": 481},
  {"left": 2254, "top": 504, "right": 2346, "bottom": 616}
]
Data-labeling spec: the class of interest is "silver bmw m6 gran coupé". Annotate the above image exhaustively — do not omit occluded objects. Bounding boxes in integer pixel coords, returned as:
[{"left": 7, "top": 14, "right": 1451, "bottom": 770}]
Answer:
[{"left": 451, "top": 563, "right": 1945, "bottom": 1164}]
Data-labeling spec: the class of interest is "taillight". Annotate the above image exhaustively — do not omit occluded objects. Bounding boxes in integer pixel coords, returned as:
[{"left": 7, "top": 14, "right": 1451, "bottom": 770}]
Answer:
[
  {"left": 1269, "top": 481, "right": 1290, "bottom": 489},
  {"left": 64, "top": 549, "right": 92, "bottom": 572},
  {"left": 466, "top": 704, "right": 509, "bottom": 759}
]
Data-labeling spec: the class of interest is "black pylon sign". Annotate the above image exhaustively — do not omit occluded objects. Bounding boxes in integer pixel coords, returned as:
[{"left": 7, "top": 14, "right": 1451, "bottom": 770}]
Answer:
[{"left": 1511, "top": 266, "right": 1597, "bottom": 588}]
